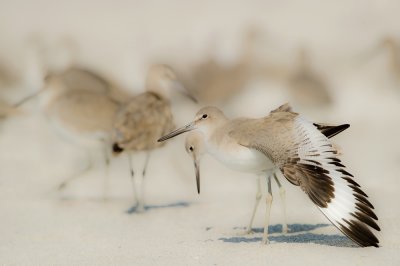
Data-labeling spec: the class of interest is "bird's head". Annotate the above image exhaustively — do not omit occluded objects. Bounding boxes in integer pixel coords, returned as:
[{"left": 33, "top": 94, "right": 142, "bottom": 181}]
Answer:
[
  {"left": 157, "top": 106, "right": 226, "bottom": 142},
  {"left": 146, "top": 64, "right": 196, "bottom": 102},
  {"left": 184, "top": 132, "right": 206, "bottom": 194}
]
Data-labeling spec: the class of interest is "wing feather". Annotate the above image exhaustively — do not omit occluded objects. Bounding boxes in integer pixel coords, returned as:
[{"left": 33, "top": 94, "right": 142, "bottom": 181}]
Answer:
[{"left": 231, "top": 110, "right": 380, "bottom": 247}]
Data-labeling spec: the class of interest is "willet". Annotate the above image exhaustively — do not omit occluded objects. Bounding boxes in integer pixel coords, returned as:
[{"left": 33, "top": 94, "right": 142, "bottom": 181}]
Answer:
[
  {"left": 185, "top": 131, "right": 289, "bottom": 234},
  {"left": 41, "top": 68, "right": 121, "bottom": 195},
  {"left": 180, "top": 30, "right": 257, "bottom": 104},
  {"left": 288, "top": 48, "right": 332, "bottom": 108},
  {"left": 159, "top": 103, "right": 379, "bottom": 247},
  {"left": 44, "top": 66, "right": 131, "bottom": 103},
  {"left": 184, "top": 104, "right": 349, "bottom": 236},
  {"left": 112, "top": 64, "right": 196, "bottom": 212}
]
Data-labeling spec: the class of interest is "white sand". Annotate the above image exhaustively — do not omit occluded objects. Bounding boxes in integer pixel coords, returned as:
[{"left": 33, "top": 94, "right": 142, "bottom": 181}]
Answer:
[{"left": 1, "top": 1, "right": 400, "bottom": 265}]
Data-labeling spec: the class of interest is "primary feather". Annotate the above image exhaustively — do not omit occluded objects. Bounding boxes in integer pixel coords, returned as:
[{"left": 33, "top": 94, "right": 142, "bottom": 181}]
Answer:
[{"left": 230, "top": 107, "right": 380, "bottom": 247}]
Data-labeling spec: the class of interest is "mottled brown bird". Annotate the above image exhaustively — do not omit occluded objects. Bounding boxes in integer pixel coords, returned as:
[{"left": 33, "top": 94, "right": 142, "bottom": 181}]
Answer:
[{"left": 112, "top": 64, "right": 195, "bottom": 212}]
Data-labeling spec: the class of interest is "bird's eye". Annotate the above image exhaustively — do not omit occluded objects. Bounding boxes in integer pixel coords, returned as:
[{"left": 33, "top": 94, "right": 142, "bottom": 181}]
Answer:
[
  {"left": 189, "top": 146, "right": 194, "bottom": 151},
  {"left": 202, "top": 114, "right": 208, "bottom": 119}
]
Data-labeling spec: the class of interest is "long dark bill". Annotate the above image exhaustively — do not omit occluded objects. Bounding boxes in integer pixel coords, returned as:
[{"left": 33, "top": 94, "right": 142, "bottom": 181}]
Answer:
[
  {"left": 194, "top": 159, "right": 200, "bottom": 194},
  {"left": 157, "top": 122, "right": 195, "bottom": 142}
]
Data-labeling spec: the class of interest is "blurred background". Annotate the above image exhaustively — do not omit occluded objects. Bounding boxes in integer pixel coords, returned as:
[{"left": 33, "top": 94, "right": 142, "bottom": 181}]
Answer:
[{"left": 0, "top": 0, "right": 399, "bottom": 265}]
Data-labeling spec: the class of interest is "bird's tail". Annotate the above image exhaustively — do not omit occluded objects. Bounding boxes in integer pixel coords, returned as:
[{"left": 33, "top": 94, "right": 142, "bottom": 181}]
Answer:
[
  {"left": 314, "top": 123, "right": 350, "bottom": 139},
  {"left": 112, "top": 143, "right": 124, "bottom": 154}
]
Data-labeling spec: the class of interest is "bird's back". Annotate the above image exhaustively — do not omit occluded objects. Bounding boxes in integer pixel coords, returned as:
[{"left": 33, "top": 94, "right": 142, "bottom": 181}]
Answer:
[
  {"left": 48, "top": 90, "right": 119, "bottom": 135},
  {"left": 112, "top": 92, "right": 175, "bottom": 152},
  {"left": 59, "top": 67, "right": 111, "bottom": 94}
]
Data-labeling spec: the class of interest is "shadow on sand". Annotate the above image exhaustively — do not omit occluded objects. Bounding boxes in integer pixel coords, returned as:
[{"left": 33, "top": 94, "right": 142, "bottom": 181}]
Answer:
[
  {"left": 219, "top": 224, "right": 357, "bottom": 247},
  {"left": 126, "top": 201, "right": 191, "bottom": 214},
  {"left": 234, "top": 223, "right": 329, "bottom": 234}
]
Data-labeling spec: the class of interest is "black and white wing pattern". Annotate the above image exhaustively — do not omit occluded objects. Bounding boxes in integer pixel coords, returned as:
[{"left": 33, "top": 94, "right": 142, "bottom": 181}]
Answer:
[
  {"left": 233, "top": 111, "right": 380, "bottom": 247},
  {"left": 271, "top": 103, "right": 350, "bottom": 139}
]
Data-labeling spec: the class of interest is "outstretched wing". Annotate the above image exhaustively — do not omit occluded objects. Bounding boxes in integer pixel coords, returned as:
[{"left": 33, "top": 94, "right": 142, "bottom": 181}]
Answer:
[
  {"left": 313, "top": 123, "right": 350, "bottom": 139},
  {"left": 271, "top": 103, "right": 350, "bottom": 139},
  {"left": 231, "top": 111, "right": 380, "bottom": 247}
]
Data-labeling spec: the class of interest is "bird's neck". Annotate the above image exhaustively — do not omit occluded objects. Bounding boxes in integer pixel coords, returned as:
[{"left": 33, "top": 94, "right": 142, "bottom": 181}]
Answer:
[
  {"left": 200, "top": 119, "right": 229, "bottom": 148},
  {"left": 146, "top": 79, "right": 171, "bottom": 99}
]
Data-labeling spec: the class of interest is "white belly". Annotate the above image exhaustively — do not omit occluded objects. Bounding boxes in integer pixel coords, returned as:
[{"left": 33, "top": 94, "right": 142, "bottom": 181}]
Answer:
[{"left": 207, "top": 141, "right": 275, "bottom": 174}]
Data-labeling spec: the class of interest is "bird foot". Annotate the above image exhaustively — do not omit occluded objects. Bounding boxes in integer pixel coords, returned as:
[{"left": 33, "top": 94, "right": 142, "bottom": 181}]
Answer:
[
  {"left": 236, "top": 229, "right": 255, "bottom": 236},
  {"left": 282, "top": 225, "right": 288, "bottom": 234},
  {"left": 136, "top": 204, "right": 145, "bottom": 213},
  {"left": 126, "top": 203, "right": 145, "bottom": 214},
  {"left": 261, "top": 237, "right": 270, "bottom": 245}
]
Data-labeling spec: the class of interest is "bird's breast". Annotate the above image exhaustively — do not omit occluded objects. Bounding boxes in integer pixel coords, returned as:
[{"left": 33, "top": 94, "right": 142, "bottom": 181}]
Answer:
[{"left": 206, "top": 137, "right": 275, "bottom": 174}]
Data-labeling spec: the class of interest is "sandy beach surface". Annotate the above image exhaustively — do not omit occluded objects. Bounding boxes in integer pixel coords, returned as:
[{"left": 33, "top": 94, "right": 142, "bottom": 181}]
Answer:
[{"left": 1, "top": 1, "right": 400, "bottom": 265}]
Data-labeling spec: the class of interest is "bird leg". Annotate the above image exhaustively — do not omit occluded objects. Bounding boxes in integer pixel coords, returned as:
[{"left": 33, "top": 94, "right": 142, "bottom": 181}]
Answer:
[
  {"left": 137, "top": 152, "right": 151, "bottom": 212},
  {"left": 262, "top": 175, "right": 273, "bottom": 245},
  {"left": 273, "top": 172, "right": 288, "bottom": 234},
  {"left": 142, "top": 152, "right": 151, "bottom": 177},
  {"left": 128, "top": 153, "right": 140, "bottom": 206},
  {"left": 244, "top": 176, "right": 262, "bottom": 234},
  {"left": 58, "top": 152, "right": 92, "bottom": 191},
  {"left": 102, "top": 143, "right": 110, "bottom": 201}
]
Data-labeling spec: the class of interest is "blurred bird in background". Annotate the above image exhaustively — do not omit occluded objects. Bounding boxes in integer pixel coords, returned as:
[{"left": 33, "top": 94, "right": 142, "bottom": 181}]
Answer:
[
  {"left": 180, "top": 29, "right": 259, "bottom": 104},
  {"left": 112, "top": 64, "right": 197, "bottom": 212},
  {"left": 287, "top": 48, "right": 333, "bottom": 108},
  {"left": 42, "top": 70, "right": 121, "bottom": 195},
  {"left": 8, "top": 37, "right": 135, "bottom": 197}
]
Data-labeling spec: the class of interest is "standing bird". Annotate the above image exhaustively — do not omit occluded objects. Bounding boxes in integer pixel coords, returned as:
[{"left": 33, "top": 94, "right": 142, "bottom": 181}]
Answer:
[
  {"left": 40, "top": 68, "right": 122, "bottom": 195},
  {"left": 159, "top": 104, "right": 379, "bottom": 247},
  {"left": 180, "top": 29, "right": 258, "bottom": 104},
  {"left": 288, "top": 48, "right": 333, "bottom": 108},
  {"left": 185, "top": 131, "right": 288, "bottom": 234},
  {"left": 44, "top": 66, "right": 131, "bottom": 103},
  {"left": 184, "top": 104, "right": 349, "bottom": 236},
  {"left": 112, "top": 64, "right": 196, "bottom": 212}
]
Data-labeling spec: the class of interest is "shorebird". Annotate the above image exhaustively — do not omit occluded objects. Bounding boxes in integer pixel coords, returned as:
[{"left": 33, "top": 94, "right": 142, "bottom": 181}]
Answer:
[
  {"left": 159, "top": 104, "right": 380, "bottom": 247},
  {"left": 40, "top": 68, "right": 122, "bottom": 194},
  {"left": 44, "top": 66, "right": 131, "bottom": 103},
  {"left": 288, "top": 48, "right": 332, "bottom": 108},
  {"left": 112, "top": 64, "right": 196, "bottom": 212},
  {"left": 180, "top": 30, "right": 257, "bottom": 104},
  {"left": 185, "top": 131, "right": 289, "bottom": 234},
  {"left": 184, "top": 104, "right": 349, "bottom": 236}
]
